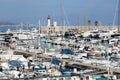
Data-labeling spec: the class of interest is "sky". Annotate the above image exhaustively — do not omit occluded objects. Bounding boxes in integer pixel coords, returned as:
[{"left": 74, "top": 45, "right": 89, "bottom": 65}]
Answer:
[{"left": 0, "top": 0, "right": 118, "bottom": 26}]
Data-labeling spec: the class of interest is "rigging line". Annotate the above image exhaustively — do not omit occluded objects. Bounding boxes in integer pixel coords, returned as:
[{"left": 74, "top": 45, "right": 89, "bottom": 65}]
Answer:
[
  {"left": 112, "top": 0, "right": 119, "bottom": 26},
  {"left": 60, "top": 0, "right": 64, "bottom": 26},
  {"left": 62, "top": 6, "right": 70, "bottom": 26},
  {"left": 60, "top": 0, "right": 69, "bottom": 26}
]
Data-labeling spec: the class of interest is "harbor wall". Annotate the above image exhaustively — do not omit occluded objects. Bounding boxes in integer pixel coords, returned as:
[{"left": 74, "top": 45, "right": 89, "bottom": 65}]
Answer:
[{"left": 41, "top": 26, "right": 117, "bottom": 35}]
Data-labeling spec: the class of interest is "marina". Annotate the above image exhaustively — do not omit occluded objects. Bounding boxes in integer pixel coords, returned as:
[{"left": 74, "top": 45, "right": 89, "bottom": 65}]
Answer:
[
  {"left": 0, "top": 17, "right": 120, "bottom": 80},
  {"left": 0, "top": 0, "right": 120, "bottom": 80},
  {"left": 0, "top": 29, "right": 120, "bottom": 79}
]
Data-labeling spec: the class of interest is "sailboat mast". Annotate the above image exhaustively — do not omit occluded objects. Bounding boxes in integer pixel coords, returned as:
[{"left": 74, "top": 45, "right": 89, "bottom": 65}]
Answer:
[
  {"left": 118, "top": 0, "right": 120, "bottom": 33},
  {"left": 84, "top": 9, "right": 89, "bottom": 32},
  {"left": 60, "top": 0, "right": 69, "bottom": 33},
  {"left": 78, "top": 14, "right": 80, "bottom": 32},
  {"left": 38, "top": 19, "right": 41, "bottom": 34},
  {"left": 20, "top": 23, "right": 23, "bottom": 33},
  {"left": 37, "top": 19, "right": 41, "bottom": 48},
  {"left": 84, "top": 15, "right": 88, "bottom": 32},
  {"left": 60, "top": 0, "right": 64, "bottom": 33}
]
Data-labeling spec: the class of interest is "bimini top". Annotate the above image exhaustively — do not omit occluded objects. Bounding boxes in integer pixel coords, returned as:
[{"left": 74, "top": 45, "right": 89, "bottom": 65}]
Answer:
[
  {"left": 52, "top": 59, "right": 60, "bottom": 65},
  {"left": 60, "top": 69, "right": 72, "bottom": 74},
  {"left": 9, "top": 60, "right": 22, "bottom": 67},
  {"left": 60, "top": 49, "right": 73, "bottom": 54},
  {"left": 35, "top": 68, "right": 46, "bottom": 71}
]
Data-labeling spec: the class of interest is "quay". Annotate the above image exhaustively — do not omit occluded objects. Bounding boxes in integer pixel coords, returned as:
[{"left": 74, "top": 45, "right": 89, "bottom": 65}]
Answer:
[
  {"left": 14, "top": 50, "right": 36, "bottom": 57},
  {"left": 14, "top": 50, "right": 120, "bottom": 74}
]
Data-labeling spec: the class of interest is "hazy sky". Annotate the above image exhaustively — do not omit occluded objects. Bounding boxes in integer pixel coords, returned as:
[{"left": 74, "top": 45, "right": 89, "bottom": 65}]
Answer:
[{"left": 0, "top": 0, "right": 118, "bottom": 26}]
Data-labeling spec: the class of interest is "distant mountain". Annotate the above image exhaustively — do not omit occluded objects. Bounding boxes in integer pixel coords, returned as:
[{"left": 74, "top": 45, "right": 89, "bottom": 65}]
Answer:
[{"left": 0, "top": 22, "right": 20, "bottom": 25}]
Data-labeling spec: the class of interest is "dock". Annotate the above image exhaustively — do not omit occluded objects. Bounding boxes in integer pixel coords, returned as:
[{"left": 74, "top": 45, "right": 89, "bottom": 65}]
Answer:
[{"left": 14, "top": 50, "right": 120, "bottom": 74}]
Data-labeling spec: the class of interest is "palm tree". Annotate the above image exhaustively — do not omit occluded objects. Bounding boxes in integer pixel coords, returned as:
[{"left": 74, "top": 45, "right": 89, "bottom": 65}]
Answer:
[
  {"left": 88, "top": 20, "right": 91, "bottom": 30},
  {"left": 94, "top": 21, "right": 99, "bottom": 29}
]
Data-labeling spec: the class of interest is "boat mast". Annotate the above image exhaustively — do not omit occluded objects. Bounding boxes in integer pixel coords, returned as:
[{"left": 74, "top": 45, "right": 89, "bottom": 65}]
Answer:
[
  {"left": 38, "top": 19, "right": 41, "bottom": 34},
  {"left": 78, "top": 13, "right": 81, "bottom": 33},
  {"left": 118, "top": 0, "right": 120, "bottom": 33},
  {"left": 37, "top": 19, "right": 41, "bottom": 47},
  {"left": 60, "top": 0, "right": 69, "bottom": 33},
  {"left": 60, "top": 0, "right": 65, "bottom": 34},
  {"left": 84, "top": 15, "right": 88, "bottom": 32},
  {"left": 20, "top": 23, "right": 23, "bottom": 33},
  {"left": 84, "top": 9, "right": 89, "bottom": 32}
]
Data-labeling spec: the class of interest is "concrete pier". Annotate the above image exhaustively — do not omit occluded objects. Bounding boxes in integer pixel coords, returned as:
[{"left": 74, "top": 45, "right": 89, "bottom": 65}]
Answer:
[{"left": 14, "top": 50, "right": 120, "bottom": 74}]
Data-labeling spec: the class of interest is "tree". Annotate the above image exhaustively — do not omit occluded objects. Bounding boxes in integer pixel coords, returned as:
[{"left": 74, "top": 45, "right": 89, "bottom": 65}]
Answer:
[
  {"left": 94, "top": 21, "right": 99, "bottom": 29},
  {"left": 88, "top": 20, "right": 91, "bottom": 30},
  {"left": 88, "top": 20, "right": 91, "bottom": 26}
]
